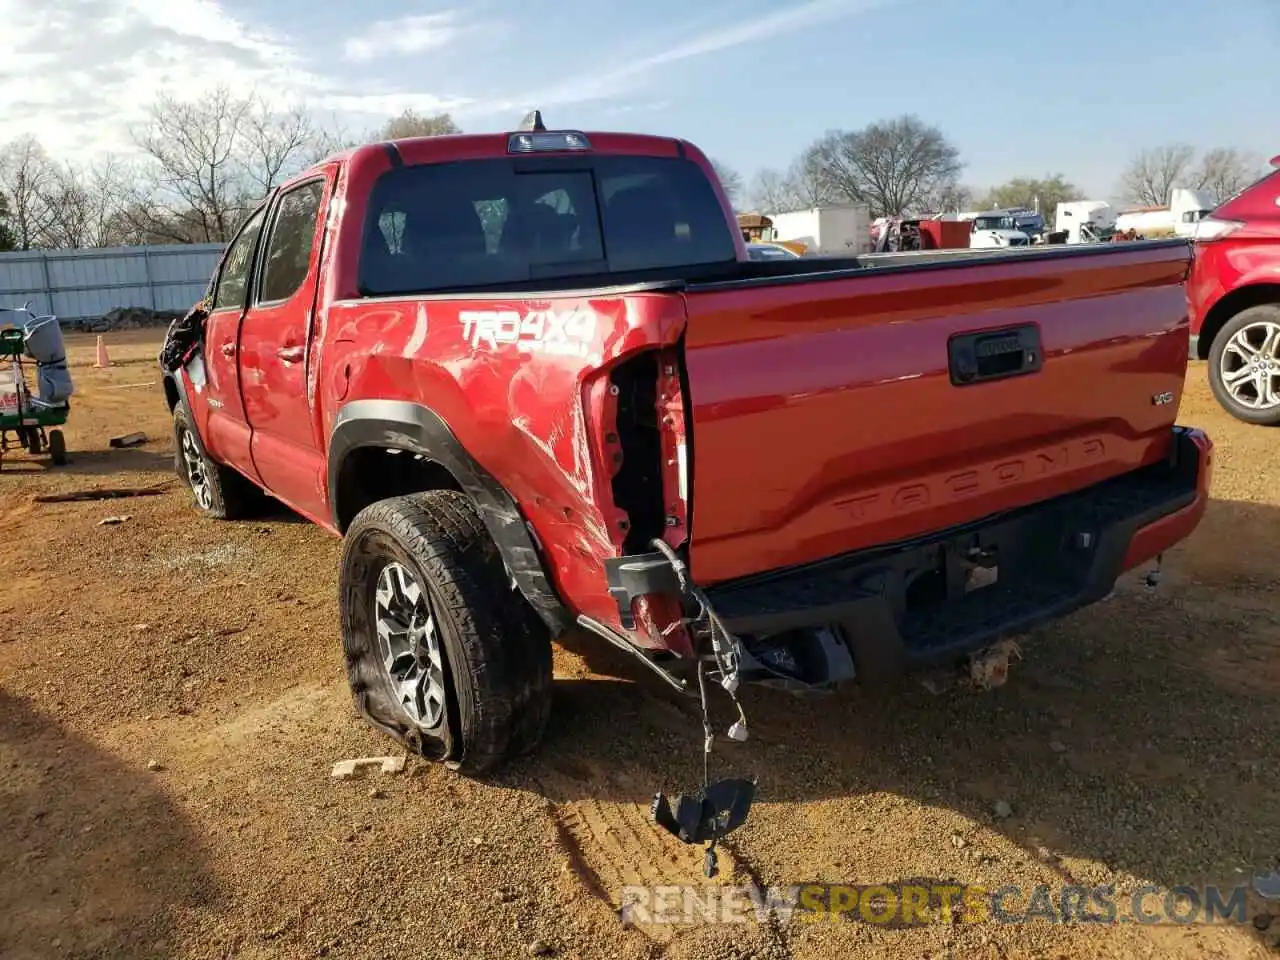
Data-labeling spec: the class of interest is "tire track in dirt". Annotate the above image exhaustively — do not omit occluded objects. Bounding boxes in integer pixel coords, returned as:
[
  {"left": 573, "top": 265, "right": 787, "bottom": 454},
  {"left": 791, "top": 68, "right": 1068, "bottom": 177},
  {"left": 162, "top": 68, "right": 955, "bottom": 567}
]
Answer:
[{"left": 539, "top": 750, "right": 766, "bottom": 947}]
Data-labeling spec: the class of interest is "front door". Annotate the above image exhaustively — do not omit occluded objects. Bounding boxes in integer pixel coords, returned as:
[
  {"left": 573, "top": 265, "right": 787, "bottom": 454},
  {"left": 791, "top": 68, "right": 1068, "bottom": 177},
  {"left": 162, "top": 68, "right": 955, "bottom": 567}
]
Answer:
[
  {"left": 240, "top": 173, "right": 332, "bottom": 523},
  {"left": 196, "top": 204, "right": 269, "bottom": 483}
]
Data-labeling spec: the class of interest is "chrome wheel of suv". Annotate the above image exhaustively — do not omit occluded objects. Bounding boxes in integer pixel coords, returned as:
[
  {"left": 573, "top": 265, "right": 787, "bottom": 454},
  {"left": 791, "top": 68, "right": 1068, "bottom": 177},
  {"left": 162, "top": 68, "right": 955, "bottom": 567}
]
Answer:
[
  {"left": 1220, "top": 320, "right": 1280, "bottom": 411},
  {"left": 1208, "top": 305, "right": 1280, "bottom": 426}
]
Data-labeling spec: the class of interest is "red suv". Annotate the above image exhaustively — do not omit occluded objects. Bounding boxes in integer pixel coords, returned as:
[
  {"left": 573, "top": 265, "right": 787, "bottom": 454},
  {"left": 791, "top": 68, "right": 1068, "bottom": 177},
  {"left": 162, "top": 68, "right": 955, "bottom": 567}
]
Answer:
[{"left": 1188, "top": 156, "right": 1280, "bottom": 424}]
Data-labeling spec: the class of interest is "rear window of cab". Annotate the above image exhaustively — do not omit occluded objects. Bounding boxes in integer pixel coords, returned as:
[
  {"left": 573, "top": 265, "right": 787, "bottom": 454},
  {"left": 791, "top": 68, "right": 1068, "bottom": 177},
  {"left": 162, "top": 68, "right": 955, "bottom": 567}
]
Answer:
[{"left": 356, "top": 155, "right": 737, "bottom": 295}]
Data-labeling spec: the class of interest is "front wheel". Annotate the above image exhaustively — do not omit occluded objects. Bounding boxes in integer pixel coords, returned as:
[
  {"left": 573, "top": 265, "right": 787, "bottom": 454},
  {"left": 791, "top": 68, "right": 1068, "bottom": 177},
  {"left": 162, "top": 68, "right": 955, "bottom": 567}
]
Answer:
[
  {"left": 1207, "top": 304, "right": 1280, "bottom": 426},
  {"left": 339, "top": 490, "right": 553, "bottom": 774},
  {"left": 171, "top": 405, "right": 262, "bottom": 518}
]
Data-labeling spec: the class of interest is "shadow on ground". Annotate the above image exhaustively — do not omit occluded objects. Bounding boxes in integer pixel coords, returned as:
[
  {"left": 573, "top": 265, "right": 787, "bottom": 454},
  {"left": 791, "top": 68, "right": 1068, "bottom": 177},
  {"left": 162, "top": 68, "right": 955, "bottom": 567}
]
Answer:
[
  {"left": 504, "top": 497, "right": 1280, "bottom": 947},
  {"left": 0, "top": 446, "right": 173, "bottom": 476},
  {"left": 0, "top": 691, "right": 221, "bottom": 959}
]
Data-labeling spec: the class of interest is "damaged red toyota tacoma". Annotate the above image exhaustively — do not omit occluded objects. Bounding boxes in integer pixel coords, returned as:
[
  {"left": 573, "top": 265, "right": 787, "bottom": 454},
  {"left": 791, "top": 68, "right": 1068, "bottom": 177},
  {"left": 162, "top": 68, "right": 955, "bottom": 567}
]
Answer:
[{"left": 159, "top": 113, "right": 1212, "bottom": 857}]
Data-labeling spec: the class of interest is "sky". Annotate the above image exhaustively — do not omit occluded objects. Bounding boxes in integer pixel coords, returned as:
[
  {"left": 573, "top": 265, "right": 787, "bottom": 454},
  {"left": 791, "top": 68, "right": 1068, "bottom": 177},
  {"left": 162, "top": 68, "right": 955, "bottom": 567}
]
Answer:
[{"left": 3, "top": 0, "right": 1277, "bottom": 202}]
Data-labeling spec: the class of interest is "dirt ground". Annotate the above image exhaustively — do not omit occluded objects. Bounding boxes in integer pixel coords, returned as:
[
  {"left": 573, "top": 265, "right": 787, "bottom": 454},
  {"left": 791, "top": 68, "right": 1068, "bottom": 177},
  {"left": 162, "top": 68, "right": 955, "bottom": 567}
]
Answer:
[{"left": 1, "top": 328, "right": 1278, "bottom": 960}]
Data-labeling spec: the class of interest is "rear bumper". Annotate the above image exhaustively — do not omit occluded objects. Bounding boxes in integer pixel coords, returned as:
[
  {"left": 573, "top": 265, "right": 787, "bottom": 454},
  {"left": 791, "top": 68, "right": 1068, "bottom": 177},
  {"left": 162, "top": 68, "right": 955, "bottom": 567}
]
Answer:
[{"left": 702, "top": 426, "right": 1213, "bottom": 680}]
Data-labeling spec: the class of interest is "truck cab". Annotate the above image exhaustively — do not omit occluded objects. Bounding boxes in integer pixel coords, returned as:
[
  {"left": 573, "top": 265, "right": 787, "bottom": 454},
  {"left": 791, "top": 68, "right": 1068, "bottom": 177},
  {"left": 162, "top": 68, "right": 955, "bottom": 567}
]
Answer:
[{"left": 967, "top": 211, "right": 1032, "bottom": 248}]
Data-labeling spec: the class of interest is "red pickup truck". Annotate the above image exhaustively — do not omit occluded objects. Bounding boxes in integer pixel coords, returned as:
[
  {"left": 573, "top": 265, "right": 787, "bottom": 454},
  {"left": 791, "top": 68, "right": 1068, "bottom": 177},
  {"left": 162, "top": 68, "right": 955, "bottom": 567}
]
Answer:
[{"left": 160, "top": 115, "right": 1213, "bottom": 793}]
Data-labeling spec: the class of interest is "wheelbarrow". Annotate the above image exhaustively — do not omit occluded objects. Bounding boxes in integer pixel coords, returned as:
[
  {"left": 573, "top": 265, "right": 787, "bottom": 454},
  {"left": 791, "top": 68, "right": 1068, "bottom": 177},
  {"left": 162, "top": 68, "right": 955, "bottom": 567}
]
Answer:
[{"left": 0, "top": 304, "right": 72, "bottom": 470}]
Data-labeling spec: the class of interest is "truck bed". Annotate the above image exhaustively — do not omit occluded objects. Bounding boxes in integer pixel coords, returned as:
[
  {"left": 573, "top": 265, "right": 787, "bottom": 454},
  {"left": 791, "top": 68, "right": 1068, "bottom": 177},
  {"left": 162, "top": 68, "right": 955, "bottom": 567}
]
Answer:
[{"left": 373, "top": 238, "right": 1190, "bottom": 300}]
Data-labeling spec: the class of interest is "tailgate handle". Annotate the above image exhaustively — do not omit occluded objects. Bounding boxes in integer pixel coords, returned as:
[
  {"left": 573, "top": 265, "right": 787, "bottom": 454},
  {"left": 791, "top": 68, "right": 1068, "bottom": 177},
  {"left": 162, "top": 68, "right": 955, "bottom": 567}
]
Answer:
[{"left": 948, "top": 324, "right": 1042, "bottom": 386}]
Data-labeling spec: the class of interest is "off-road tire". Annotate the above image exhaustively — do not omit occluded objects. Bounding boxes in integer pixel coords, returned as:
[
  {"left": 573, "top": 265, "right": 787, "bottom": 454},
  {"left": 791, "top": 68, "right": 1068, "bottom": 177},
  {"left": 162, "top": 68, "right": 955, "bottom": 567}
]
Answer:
[
  {"left": 339, "top": 490, "right": 553, "bottom": 774},
  {"left": 171, "top": 405, "right": 263, "bottom": 519},
  {"left": 1207, "top": 304, "right": 1280, "bottom": 426},
  {"left": 47, "top": 429, "right": 67, "bottom": 466}
]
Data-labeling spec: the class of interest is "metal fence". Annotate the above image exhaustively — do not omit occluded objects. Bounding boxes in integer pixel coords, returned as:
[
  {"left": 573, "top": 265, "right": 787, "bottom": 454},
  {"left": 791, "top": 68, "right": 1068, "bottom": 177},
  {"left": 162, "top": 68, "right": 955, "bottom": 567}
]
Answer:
[{"left": 0, "top": 243, "right": 225, "bottom": 324}]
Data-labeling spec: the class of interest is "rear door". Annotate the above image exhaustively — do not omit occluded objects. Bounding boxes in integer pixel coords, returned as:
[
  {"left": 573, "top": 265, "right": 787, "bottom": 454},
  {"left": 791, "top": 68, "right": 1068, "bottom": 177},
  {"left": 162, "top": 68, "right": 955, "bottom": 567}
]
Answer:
[
  {"left": 194, "top": 204, "right": 268, "bottom": 483},
  {"left": 239, "top": 174, "right": 331, "bottom": 523},
  {"left": 679, "top": 243, "right": 1194, "bottom": 585}
]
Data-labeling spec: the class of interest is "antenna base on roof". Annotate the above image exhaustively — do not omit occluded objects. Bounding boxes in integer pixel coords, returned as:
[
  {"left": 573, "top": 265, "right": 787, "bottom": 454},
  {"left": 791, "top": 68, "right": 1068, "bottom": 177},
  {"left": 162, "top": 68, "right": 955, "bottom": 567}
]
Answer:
[{"left": 519, "top": 110, "right": 547, "bottom": 132}]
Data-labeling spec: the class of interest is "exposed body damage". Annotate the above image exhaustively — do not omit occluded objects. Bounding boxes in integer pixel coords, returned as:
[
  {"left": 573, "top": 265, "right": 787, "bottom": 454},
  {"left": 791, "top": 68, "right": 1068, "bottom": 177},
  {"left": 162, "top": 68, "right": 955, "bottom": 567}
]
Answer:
[{"left": 160, "top": 113, "right": 1213, "bottom": 872}]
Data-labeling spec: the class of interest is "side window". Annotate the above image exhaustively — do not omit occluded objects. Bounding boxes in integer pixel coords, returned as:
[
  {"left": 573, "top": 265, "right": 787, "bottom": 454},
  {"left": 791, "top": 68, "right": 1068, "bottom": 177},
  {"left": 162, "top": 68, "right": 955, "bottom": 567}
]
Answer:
[
  {"left": 213, "top": 207, "right": 266, "bottom": 311},
  {"left": 258, "top": 180, "right": 326, "bottom": 304}
]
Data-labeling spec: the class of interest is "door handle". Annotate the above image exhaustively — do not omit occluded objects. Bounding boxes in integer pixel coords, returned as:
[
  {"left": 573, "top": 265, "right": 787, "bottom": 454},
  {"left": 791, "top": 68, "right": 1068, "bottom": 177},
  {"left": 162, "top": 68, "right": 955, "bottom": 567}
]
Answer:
[
  {"left": 277, "top": 345, "right": 305, "bottom": 363},
  {"left": 220, "top": 342, "right": 236, "bottom": 357}
]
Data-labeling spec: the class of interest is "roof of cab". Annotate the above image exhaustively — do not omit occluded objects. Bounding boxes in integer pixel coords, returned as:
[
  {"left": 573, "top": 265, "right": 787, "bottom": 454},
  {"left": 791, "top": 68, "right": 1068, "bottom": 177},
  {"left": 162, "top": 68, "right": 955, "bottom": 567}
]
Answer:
[{"left": 303, "top": 110, "right": 698, "bottom": 174}]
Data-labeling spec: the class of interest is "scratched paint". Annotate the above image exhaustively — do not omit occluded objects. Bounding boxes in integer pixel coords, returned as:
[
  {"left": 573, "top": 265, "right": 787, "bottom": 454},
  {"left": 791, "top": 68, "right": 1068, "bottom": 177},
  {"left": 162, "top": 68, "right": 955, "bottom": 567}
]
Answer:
[{"left": 404, "top": 303, "right": 429, "bottom": 356}]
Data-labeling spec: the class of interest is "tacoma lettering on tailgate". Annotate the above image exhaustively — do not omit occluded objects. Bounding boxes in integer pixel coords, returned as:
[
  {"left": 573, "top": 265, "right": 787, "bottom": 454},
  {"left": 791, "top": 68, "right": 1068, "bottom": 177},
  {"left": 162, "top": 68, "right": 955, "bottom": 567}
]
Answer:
[{"left": 835, "top": 437, "right": 1107, "bottom": 521}]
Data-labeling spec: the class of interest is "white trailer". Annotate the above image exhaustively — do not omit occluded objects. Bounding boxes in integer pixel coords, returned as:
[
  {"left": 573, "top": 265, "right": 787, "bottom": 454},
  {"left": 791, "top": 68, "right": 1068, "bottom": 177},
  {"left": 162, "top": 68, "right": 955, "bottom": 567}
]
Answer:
[
  {"left": 1054, "top": 201, "right": 1116, "bottom": 244},
  {"left": 766, "top": 204, "right": 872, "bottom": 255},
  {"left": 1114, "top": 188, "right": 1216, "bottom": 238}
]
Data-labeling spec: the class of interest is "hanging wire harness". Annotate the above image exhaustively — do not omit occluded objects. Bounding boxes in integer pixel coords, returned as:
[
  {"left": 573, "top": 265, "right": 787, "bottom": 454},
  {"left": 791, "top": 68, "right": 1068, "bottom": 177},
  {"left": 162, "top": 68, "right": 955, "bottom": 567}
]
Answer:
[{"left": 647, "top": 539, "right": 757, "bottom": 878}]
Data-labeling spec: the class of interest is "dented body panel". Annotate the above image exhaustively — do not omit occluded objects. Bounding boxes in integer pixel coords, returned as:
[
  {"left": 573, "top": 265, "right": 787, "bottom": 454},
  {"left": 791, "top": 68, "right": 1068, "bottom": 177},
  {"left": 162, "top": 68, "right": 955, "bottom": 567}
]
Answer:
[{"left": 317, "top": 291, "right": 686, "bottom": 632}]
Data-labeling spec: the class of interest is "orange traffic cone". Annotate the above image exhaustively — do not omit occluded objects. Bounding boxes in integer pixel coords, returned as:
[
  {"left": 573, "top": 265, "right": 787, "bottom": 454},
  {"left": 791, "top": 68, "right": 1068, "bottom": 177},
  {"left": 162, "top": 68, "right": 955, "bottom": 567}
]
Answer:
[{"left": 94, "top": 335, "right": 110, "bottom": 368}]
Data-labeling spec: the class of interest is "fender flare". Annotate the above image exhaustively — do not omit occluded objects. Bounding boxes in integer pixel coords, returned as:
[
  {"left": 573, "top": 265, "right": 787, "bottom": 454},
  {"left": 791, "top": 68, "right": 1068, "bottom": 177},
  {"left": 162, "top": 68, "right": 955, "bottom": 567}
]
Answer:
[
  {"left": 328, "top": 399, "right": 573, "bottom": 636},
  {"left": 162, "top": 362, "right": 211, "bottom": 461}
]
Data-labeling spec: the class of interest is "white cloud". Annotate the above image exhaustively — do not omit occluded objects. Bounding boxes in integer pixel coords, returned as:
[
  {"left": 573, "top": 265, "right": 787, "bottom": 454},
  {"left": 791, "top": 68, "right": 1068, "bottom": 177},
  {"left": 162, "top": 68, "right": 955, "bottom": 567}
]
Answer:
[
  {"left": 0, "top": 0, "right": 486, "bottom": 157},
  {"left": 0, "top": 0, "right": 893, "bottom": 159},
  {"left": 343, "top": 13, "right": 460, "bottom": 64},
  {"left": 0, "top": 0, "right": 322, "bottom": 154},
  {"left": 493, "top": 0, "right": 897, "bottom": 113}
]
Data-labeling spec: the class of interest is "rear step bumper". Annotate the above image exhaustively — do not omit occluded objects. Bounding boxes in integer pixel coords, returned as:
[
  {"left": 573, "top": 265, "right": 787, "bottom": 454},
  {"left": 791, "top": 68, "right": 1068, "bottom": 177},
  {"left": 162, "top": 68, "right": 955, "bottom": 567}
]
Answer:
[{"left": 700, "top": 426, "right": 1213, "bottom": 681}]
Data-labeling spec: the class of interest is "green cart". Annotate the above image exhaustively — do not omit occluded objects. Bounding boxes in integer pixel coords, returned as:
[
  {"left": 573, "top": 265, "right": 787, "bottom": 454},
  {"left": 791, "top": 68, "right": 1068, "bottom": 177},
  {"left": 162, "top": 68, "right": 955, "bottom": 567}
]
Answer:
[{"left": 0, "top": 304, "right": 71, "bottom": 469}]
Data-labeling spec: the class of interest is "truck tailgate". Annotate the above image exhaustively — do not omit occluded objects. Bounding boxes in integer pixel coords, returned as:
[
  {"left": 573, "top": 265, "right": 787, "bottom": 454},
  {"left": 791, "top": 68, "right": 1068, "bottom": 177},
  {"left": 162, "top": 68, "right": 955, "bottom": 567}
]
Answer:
[{"left": 680, "top": 242, "right": 1193, "bottom": 585}]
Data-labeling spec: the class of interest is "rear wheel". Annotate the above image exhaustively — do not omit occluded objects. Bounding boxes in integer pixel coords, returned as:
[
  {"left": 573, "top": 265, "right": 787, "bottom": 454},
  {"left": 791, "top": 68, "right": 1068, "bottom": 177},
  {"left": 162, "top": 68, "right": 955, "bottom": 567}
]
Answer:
[
  {"left": 47, "top": 429, "right": 67, "bottom": 466},
  {"left": 172, "top": 405, "right": 262, "bottom": 518},
  {"left": 1208, "top": 304, "right": 1280, "bottom": 426},
  {"left": 339, "top": 490, "right": 553, "bottom": 774}
]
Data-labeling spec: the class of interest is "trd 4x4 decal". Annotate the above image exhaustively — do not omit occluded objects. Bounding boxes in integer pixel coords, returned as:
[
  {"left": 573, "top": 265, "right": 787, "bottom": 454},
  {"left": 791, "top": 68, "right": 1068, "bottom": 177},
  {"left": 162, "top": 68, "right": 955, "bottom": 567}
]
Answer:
[{"left": 459, "top": 308, "right": 598, "bottom": 358}]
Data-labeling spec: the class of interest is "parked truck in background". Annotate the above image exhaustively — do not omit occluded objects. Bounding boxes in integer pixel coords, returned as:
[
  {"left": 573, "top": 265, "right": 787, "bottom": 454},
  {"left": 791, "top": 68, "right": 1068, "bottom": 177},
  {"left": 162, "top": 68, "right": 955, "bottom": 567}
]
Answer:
[
  {"left": 764, "top": 203, "right": 872, "bottom": 255},
  {"left": 961, "top": 208, "right": 1044, "bottom": 248},
  {"left": 1115, "top": 188, "right": 1216, "bottom": 239},
  {"left": 159, "top": 116, "right": 1213, "bottom": 818},
  {"left": 1055, "top": 200, "right": 1117, "bottom": 244}
]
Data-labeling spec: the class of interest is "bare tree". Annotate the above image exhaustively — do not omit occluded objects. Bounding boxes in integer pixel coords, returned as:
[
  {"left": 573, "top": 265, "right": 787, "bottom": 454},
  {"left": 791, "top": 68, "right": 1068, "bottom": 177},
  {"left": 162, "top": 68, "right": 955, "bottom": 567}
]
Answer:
[
  {"left": 1119, "top": 144, "right": 1196, "bottom": 207},
  {"left": 918, "top": 181, "right": 974, "bottom": 215},
  {"left": 127, "top": 86, "right": 328, "bottom": 244},
  {"left": 710, "top": 159, "right": 744, "bottom": 209},
  {"left": 36, "top": 155, "right": 136, "bottom": 249},
  {"left": 375, "top": 110, "right": 460, "bottom": 140},
  {"left": 129, "top": 88, "right": 252, "bottom": 243},
  {"left": 1193, "top": 147, "right": 1263, "bottom": 205},
  {"left": 0, "top": 136, "right": 60, "bottom": 250},
  {"left": 800, "top": 115, "right": 964, "bottom": 217},
  {"left": 303, "top": 119, "right": 365, "bottom": 166},
  {"left": 0, "top": 192, "right": 16, "bottom": 251},
  {"left": 0, "top": 93, "right": 464, "bottom": 250},
  {"left": 241, "top": 100, "right": 319, "bottom": 197},
  {"left": 748, "top": 168, "right": 796, "bottom": 213},
  {"left": 784, "top": 152, "right": 840, "bottom": 209}
]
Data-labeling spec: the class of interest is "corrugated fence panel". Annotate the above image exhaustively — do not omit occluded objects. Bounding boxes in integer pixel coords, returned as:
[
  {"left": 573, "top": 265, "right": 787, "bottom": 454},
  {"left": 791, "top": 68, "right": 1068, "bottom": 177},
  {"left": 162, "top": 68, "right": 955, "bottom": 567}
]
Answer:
[{"left": 0, "top": 243, "right": 225, "bottom": 323}]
